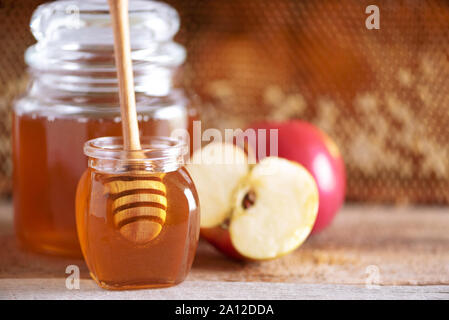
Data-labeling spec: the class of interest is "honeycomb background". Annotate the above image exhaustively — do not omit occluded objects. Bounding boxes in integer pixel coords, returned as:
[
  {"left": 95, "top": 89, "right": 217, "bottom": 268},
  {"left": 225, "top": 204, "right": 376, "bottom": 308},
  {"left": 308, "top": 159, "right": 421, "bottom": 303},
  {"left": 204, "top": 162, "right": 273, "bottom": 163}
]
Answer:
[{"left": 1, "top": 0, "right": 448, "bottom": 203}]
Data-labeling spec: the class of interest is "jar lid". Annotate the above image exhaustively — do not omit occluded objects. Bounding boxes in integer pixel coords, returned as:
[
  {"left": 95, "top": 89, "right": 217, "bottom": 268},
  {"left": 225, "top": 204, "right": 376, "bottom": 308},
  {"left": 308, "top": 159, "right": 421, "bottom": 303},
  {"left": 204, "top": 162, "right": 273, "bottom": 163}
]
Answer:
[
  {"left": 26, "top": 0, "right": 186, "bottom": 96},
  {"left": 31, "top": 0, "right": 180, "bottom": 48}
]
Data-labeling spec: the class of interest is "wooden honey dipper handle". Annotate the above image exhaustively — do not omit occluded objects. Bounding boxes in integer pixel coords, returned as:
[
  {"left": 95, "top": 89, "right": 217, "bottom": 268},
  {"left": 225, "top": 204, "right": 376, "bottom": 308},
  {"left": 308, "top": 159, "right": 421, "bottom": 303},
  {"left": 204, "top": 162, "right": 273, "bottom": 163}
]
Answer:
[
  {"left": 107, "top": 0, "right": 166, "bottom": 244},
  {"left": 108, "top": 0, "right": 141, "bottom": 151}
]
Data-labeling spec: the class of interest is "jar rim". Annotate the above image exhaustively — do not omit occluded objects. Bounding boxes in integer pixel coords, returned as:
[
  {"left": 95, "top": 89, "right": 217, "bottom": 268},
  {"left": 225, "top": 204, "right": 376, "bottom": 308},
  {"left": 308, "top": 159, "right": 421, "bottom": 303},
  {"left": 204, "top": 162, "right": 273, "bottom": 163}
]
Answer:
[{"left": 84, "top": 136, "right": 187, "bottom": 162}]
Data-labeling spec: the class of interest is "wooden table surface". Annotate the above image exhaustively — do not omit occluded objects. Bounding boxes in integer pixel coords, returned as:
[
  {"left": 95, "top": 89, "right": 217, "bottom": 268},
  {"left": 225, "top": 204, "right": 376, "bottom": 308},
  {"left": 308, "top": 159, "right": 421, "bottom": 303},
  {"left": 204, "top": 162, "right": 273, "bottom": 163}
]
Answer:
[{"left": 1, "top": 200, "right": 449, "bottom": 300}]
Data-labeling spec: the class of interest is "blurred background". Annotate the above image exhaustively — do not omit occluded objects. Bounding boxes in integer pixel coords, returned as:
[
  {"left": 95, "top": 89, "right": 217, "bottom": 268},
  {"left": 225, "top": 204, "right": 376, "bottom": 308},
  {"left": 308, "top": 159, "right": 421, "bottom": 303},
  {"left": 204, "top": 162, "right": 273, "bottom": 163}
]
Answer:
[{"left": 0, "top": 0, "right": 448, "bottom": 204}]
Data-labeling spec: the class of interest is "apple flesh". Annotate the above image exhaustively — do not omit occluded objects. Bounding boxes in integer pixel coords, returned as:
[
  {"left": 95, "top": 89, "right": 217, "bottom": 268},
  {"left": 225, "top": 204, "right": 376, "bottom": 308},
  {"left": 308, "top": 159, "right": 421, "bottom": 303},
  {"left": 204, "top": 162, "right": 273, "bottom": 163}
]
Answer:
[
  {"left": 187, "top": 142, "right": 248, "bottom": 228},
  {"left": 245, "top": 120, "right": 346, "bottom": 233}
]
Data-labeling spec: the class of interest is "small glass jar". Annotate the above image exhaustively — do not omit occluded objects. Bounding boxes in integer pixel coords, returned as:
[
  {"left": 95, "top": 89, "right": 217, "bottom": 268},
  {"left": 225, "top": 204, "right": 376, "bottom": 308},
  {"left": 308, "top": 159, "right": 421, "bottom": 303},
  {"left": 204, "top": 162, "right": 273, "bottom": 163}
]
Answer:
[
  {"left": 13, "top": 0, "right": 196, "bottom": 257},
  {"left": 76, "top": 136, "right": 200, "bottom": 290}
]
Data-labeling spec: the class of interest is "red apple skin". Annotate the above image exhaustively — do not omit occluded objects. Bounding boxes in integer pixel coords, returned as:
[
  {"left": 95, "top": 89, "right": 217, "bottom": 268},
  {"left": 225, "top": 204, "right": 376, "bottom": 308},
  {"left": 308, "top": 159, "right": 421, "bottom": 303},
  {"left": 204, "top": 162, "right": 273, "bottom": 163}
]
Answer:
[
  {"left": 200, "top": 226, "right": 246, "bottom": 261},
  {"left": 244, "top": 120, "right": 346, "bottom": 233}
]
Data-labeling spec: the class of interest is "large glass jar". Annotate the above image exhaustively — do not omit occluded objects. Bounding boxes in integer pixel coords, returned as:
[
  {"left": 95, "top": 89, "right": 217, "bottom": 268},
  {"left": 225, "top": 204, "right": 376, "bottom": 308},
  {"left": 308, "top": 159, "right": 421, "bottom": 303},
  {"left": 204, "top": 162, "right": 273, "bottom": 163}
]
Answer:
[{"left": 12, "top": 0, "right": 194, "bottom": 257}]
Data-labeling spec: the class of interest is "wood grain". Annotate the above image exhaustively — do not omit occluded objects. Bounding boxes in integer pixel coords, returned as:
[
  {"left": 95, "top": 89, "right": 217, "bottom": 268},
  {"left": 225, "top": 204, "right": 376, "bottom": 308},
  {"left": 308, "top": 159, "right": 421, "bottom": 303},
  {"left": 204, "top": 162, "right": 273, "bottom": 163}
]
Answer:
[
  {"left": 1, "top": 200, "right": 449, "bottom": 299},
  {"left": 1, "top": 279, "right": 449, "bottom": 300},
  {"left": 108, "top": 0, "right": 140, "bottom": 150}
]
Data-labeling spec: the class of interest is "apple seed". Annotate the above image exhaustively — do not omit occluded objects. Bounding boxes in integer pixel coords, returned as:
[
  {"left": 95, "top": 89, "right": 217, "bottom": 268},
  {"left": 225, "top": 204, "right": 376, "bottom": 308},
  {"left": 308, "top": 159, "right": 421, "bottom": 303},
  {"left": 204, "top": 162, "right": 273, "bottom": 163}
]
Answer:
[{"left": 242, "top": 190, "right": 256, "bottom": 209}]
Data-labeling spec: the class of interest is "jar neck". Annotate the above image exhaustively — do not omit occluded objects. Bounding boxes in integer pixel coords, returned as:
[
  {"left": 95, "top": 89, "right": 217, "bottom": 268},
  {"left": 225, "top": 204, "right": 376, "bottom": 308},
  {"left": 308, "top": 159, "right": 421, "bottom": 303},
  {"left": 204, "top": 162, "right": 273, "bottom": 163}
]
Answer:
[
  {"left": 88, "top": 155, "right": 185, "bottom": 174},
  {"left": 26, "top": 43, "right": 185, "bottom": 98},
  {"left": 85, "top": 137, "right": 188, "bottom": 173}
]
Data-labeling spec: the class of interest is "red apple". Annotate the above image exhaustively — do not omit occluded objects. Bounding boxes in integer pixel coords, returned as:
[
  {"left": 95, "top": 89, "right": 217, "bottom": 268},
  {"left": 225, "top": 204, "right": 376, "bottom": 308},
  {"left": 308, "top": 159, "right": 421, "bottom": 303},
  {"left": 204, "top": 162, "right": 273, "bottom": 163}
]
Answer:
[
  {"left": 200, "top": 225, "right": 245, "bottom": 260},
  {"left": 244, "top": 120, "right": 346, "bottom": 233}
]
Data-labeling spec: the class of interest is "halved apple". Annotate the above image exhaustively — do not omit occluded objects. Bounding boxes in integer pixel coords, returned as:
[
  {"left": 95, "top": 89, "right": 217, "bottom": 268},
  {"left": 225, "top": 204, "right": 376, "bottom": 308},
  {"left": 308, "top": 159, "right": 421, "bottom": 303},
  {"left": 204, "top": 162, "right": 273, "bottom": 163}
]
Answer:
[
  {"left": 187, "top": 142, "right": 319, "bottom": 260},
  {"left": 230, "top": 157, "right": 319, "bottom": 260}
]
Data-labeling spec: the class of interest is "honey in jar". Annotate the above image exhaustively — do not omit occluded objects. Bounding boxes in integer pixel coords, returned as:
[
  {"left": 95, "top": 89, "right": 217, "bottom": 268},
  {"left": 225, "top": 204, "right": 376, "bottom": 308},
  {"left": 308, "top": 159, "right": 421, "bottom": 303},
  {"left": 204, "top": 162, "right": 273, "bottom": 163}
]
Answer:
[
  {"left": 76, "top": 136, "right": 200, "bottom": 289},
  {"left": 13, "top": 0, "right": 193, "bottom": 257}
]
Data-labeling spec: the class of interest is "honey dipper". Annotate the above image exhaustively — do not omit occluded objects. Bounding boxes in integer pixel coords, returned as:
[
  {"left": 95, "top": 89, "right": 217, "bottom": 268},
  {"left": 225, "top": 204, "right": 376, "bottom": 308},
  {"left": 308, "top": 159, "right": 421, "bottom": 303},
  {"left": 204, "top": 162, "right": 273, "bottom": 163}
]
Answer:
[{"left": 106, "top": 0, "right": 166, "bottom": 244}]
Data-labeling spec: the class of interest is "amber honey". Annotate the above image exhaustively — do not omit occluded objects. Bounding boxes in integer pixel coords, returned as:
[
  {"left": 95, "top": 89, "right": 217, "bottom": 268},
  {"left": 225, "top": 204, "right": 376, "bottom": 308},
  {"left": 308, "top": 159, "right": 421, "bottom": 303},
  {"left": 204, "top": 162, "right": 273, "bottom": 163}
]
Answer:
[
  {"left": 13, "top": 112, "right": 194, "bottom": 257},
  {"left": 75, "top": 136, "right": 199, "bottom": 289}
]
